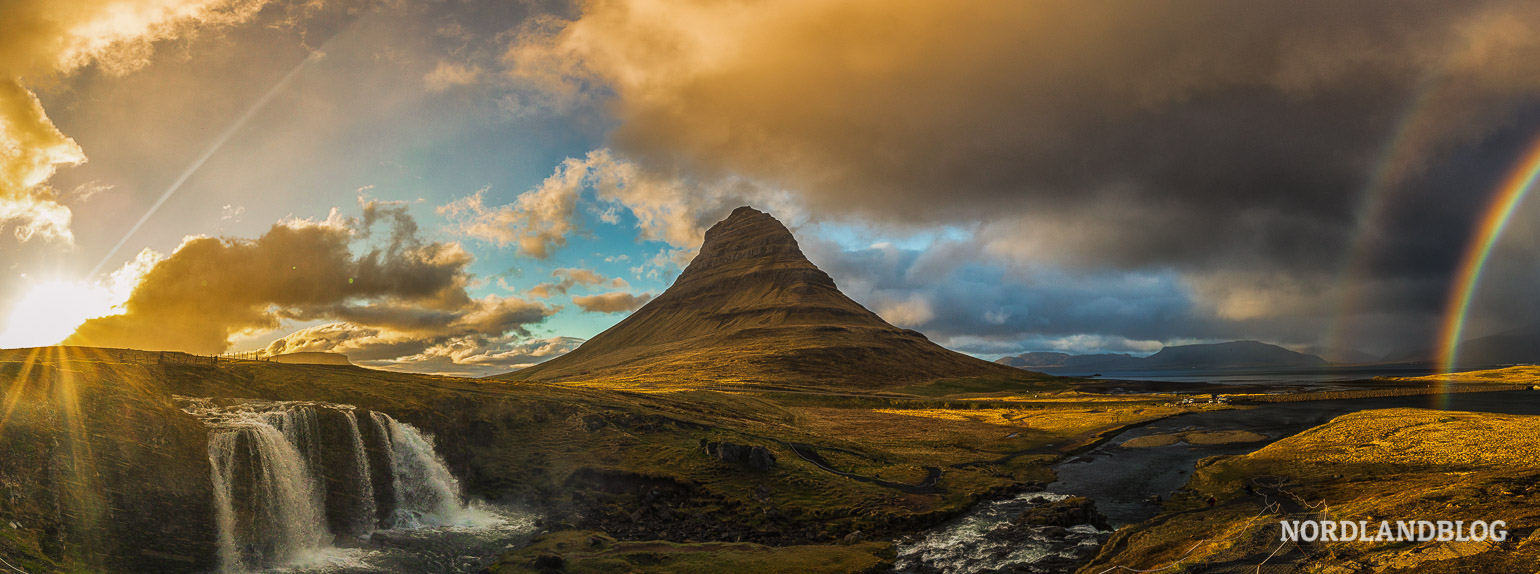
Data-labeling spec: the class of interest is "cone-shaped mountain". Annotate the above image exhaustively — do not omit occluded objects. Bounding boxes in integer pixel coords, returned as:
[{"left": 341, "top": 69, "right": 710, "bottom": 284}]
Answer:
[{"left": 495, "top": 206, "right": 1023, "bottom": 388}]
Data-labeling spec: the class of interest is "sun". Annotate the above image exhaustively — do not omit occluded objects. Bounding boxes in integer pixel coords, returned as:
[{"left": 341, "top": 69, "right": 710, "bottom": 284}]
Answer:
[{"left": 0, "top": 280, "right": 121, "bottom": 349}]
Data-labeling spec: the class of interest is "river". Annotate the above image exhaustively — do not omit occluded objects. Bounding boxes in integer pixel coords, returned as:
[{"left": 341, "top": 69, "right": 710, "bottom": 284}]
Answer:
[{"left": 896, "top": 389, "right": 1540, "bottom": 573}]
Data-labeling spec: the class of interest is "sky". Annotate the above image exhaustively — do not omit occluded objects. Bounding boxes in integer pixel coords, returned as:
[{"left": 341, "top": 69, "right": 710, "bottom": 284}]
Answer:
[{"left": 4, "top": 0, "right": 1540, "bottom": 375}]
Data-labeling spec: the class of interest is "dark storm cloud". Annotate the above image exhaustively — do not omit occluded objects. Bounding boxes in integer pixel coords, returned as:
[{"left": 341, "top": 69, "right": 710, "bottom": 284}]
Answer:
[{"left": 506, "top": 0, "right": 1540, "bottom": 352}]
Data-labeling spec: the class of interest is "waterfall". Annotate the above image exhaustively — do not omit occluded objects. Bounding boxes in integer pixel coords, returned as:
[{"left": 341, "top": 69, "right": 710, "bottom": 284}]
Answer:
[
  {"left": 344, "top": 410, "right": 377, "bottom": 536},
  {"left": 203, "top": 411, "right": 331, "bottom": 572},
  {"left": 265, "top": 405, "right": 328, "bottom": 518},
  {"left": 371, "top": 412, "right": 468, "bottom": 528},
  {"left": 180, "top": 398, "right": 481, "bottom": 573}
]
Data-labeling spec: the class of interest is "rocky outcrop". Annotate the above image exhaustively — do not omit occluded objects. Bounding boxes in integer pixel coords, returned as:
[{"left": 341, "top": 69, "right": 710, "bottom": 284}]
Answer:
[
  {"left": 1012, "top": 496, "right": 1110, "bottom": 530},
  {"left": 0, "top": 357, "right": 219, "bottom": 573},
  {"left": 700, "top": 440, "right": 777, "bottom": 471}
]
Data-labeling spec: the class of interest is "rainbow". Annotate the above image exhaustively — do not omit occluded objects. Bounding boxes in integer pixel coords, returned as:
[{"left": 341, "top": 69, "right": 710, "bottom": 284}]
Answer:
[
  {"left": 1321, "top": 72, "right": 1444, "bottom": 357},
  {"left": 1436, "top": 134, "right": 1540, "bottom": 386}
]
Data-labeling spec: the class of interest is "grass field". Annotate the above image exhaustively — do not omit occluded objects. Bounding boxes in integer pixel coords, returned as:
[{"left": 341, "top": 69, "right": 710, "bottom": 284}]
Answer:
[{"left": 1385, "top": 365, "right": 1540, "bottom": 384}]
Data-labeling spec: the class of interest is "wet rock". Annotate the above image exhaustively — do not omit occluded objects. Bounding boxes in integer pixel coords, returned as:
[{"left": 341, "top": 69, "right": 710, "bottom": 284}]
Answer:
[
  {"left": 531, "top": 550, "right": 564, "bottom": 570},
  {"left": 700, "top": 440, "right": 777, "bottom": 471},
  {"left": 1012, "top": 496, "right": 1110, "bottom": 530}
]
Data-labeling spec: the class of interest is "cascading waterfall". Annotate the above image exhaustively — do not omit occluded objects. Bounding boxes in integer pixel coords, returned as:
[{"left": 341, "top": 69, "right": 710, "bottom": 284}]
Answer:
[
  {"left": 371, "top": 412, "right": 469, "bottom": 528},
  {"left": 344, "top": 410, "right": 378, "bottom": 536},
  {"left": 266, "top": 405, "right": 328, "bottom": 521},
  {"left": 178, "top": 397, "right": 481, "bottom": 573},
  {"left": 198, "top": 405, "right": 333, "bottom": 572}
]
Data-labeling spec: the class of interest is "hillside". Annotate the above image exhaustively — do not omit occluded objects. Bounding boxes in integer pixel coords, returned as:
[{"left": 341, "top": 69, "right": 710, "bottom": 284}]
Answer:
[
  {"left": 1083, "top": 408, "right": 1540, "bottom": 573},
  {"left": 496, "top": 206, "right": 1027, "bottom": 389},
  {"left": 1388, "top": 329, "right": 1540, "bottom": 367},
  {"left": 0, "top": 345, "right": 1161, "bottom": 574}
]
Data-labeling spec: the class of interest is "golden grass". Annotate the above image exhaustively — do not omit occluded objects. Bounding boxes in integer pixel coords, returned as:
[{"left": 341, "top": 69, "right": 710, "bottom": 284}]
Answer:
[
  {"left": 794, "top": 403, "right": 1186, "bottom": 467},
  {"left": 1244, "top": 408, "right": 1540, "bottom": 472},
  {"left": 1385, "top": 365, "right": 1540, "bottom": 384}
]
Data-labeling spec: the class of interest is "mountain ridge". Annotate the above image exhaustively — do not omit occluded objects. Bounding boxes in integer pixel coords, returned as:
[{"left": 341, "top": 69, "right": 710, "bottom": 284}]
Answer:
[{"left": 996, "top": 340, "right": 1327, "bottom": 371}]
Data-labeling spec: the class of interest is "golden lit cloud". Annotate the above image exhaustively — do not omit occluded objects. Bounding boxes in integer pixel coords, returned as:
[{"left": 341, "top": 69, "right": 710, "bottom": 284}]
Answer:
[
  {"left": 0, "top": 0, "right": 278, "bottom": 243},
  {"left": 65, "top": 201, "right": 556, "bottom": 355},
  {"left": 528, "top": 267, "right": 612, "bottom": 298},
  {"left": 0, "top": 79, "right": 82, "bottom": 242},
  {"left": 571, "top": 291, "right": 652, "bottom": 313},
  {"left": 873, "top": 294, "right": 935, "bottom": 328}
]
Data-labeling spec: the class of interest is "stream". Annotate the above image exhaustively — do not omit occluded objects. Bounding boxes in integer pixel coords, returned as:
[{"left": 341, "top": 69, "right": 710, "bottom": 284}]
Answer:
[{"left": 895, "top": 389, "right": 1540, "bottom": 573}]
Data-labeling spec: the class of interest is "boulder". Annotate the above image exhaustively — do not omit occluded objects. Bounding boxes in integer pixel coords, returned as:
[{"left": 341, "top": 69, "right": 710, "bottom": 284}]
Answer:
[{"left": 700, "top": 440, "right": 777, "bottom": 471}]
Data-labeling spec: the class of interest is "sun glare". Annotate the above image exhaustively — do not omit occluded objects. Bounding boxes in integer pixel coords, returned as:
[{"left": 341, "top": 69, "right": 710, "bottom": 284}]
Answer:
[{"left": 0, "top": 280, "right": 121, "bottom": 349}]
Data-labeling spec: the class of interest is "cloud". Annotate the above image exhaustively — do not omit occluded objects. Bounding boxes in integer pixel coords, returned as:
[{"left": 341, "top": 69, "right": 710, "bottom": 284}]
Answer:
[
  {"left": 260, "top": 304, "right": 571, "bottom": 376},
  {"left": 439, "top": 148, "right": 800, "bottom": 260},
  {"left": 67, "top": 200, "right": 557, "bottom": 357},
  {"left": 386, "top": 334, "right": 584, "bottom": 375},
  {"left": 528, "top": 267, "right": 611, "bottom": 298},
  {"left": 572, "top": 291, "right": 653, "bottom": 313},
  {"left": 509, "top": 0, "right": 1540, "bottom": 227},
  {"left": 873, "top": 294, "right": 934, "bottom": 328},
  {"left": 0, "top": 79, "right": 82, "bottom": 242},
  {"left": 0, "top": 0, "right": 284, "bottom": 244},
  {"left": 424, "top": 60, "right": 482, "bottom": 92},
  {"left": 493, "top": 0, "right": 1540, "bottom": 353},
  {"left": 438, "top": 177, "right": 579, "bottom": 258}
]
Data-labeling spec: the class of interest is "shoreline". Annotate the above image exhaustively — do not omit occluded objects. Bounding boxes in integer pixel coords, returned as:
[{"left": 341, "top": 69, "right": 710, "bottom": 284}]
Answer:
[{"left": 1233, "top": 382, "right": 1533, "bottom": 403}]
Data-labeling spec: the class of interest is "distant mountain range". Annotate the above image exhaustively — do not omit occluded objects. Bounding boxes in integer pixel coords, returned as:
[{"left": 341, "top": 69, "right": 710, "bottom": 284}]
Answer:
[{"left": 995, "top": 340, "right": 1328, "bottom": 371}]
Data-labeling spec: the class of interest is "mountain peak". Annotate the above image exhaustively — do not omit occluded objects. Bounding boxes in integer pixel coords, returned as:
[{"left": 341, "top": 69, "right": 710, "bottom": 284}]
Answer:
[
  {"left": 496, "top": 207, "right": 1020, "bottom": 388},
  {"left": 675, "top": 205, "right": 820, "bottom": 286}
]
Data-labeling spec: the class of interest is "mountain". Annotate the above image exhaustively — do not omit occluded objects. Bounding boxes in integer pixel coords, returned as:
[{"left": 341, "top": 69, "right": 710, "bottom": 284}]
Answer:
[
  {"left": 1387, "top": 328, "right": 1540, "bottom": 367},
  {"left": 995, "top": 352, "right": 1139, "bottom": 369},
  {"left": 496, "top": 206, "right": 1025, "bottom": 388},
  {"left": 1450, "top": 330, "right": 1540, "bottom": 366},
  {"left": 1300, "top": 346, "right": 1378, "bottom": 364},
  {"left": 995, "top": 352, "right": 1070, "bottom": 367},
  {"left": 998, "top": 341, "right": 1326, "bottom": 372},
  {"left": 1140, "top": 341, "right": 1327, "bottom": 369}
]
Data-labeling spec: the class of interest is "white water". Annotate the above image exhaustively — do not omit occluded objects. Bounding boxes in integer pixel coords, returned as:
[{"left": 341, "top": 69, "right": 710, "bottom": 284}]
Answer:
[
  {"left": 372, "top": 412, "right": 487, "bottom": 528},
  {"left": 894, "top": 491, "right": 1108, "bottom": 574},
  {"left": 267, "top": 406, "right": 328, "bottom": 523},
  {"left": 343, "top": 410, "right": 377, "bottom": 536},
  {"left": 180, "top": 398, "right": 503, "bottom": 573},
  {"left": 199, "top": 405, "right": 333, "bottom": 572}
]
